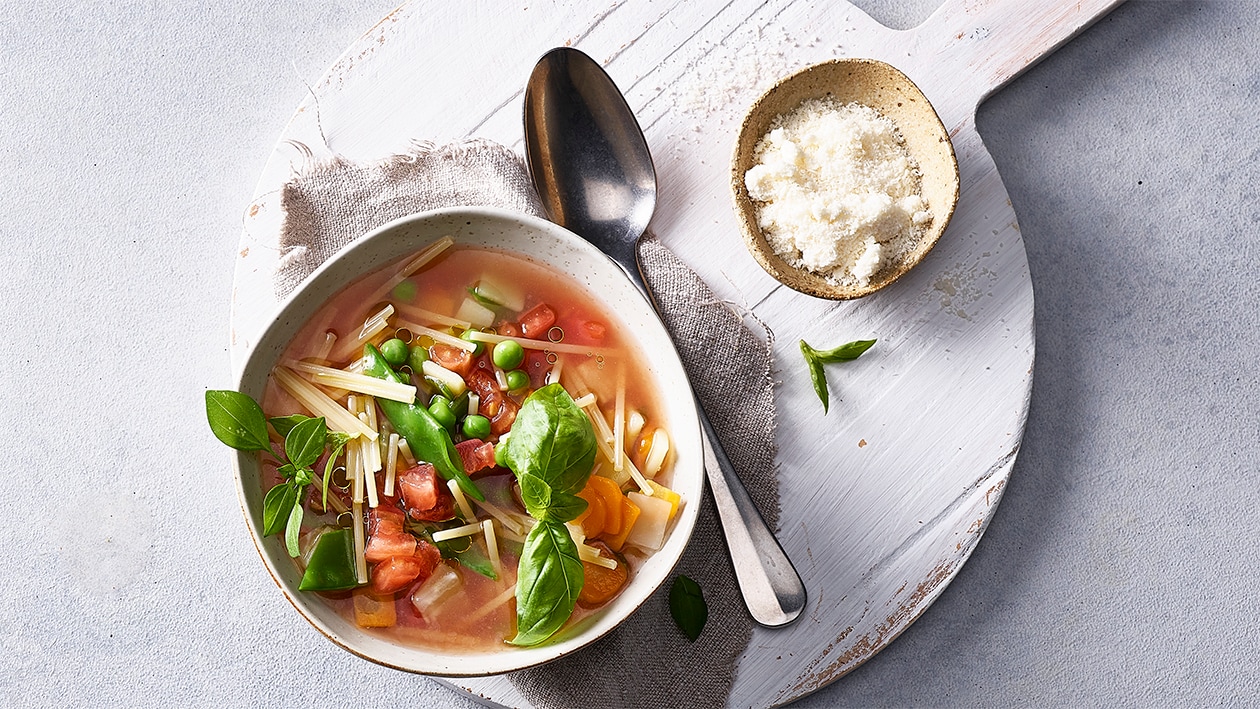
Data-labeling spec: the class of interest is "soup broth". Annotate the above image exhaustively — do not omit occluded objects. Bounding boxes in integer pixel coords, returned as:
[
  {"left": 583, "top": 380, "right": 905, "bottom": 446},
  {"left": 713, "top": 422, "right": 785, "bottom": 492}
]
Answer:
[{"left": 259, "top": 240, "right": 683, "bottom": 651}]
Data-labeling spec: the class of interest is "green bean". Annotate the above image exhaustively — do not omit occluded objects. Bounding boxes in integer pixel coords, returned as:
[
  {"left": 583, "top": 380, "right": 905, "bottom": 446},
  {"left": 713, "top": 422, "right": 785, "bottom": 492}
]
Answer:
[{"left": 362, "top": 344, "right": 484, "bottom": 501}]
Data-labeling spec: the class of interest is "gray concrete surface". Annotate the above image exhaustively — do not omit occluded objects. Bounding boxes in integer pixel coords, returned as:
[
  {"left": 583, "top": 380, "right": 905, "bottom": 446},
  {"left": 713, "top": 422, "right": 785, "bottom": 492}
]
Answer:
[{"left": 2, "top": 1, "right": 1255, "bottom": 706}]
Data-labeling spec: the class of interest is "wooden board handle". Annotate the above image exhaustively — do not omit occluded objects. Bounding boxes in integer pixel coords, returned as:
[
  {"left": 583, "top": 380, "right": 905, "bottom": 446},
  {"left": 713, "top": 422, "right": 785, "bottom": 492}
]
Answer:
[{"left": 913, "top": 0, "right": 1125, "bottom": 112}]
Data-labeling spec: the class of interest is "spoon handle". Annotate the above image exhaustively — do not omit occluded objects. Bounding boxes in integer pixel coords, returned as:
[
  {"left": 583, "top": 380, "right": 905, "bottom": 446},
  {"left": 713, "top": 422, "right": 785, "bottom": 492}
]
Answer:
[
  {"left": 620, "top": 250, "right": 807, "bottom": 626},
  {"left": 698, "top": 408, "right": 807, "bottom": 627}
]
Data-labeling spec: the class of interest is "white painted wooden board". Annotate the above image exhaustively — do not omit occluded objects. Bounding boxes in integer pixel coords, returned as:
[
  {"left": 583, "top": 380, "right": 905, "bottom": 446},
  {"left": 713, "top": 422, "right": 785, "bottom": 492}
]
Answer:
[{"left": 230, "top": 0, "right": 1122, "bottom": 706}]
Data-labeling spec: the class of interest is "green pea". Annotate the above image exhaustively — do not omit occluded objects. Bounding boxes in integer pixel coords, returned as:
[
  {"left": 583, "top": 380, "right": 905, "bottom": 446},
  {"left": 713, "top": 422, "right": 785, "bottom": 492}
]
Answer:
[
  {"left": 494, "top": 435, "right": 511, "bottom": 467},
  {"left": 462, "top": 414, "right": 491, "bottom": 440},
  {"left": 428, "top": 399, "right": 456, "bottom": 430},
  {"left": 461, "top": 329, "right": 485, "bottom": 356},
  {"left": 380, "top": 338, "right": 409, "bottom": 366},
  {"left": 408, "top": 344, "right": 429, "bottom": 372},
  {"left": 505, "top": 369, "right": 530, "bottom": 392},
  {"left": 492, "top": 339, "right": 525, "bottom": 370},
  {"left": 391, "top": 280, "right": 417, "bottom": 302},
  {"left": 429, "top": 394, "right": 452, "bottom": 409}
]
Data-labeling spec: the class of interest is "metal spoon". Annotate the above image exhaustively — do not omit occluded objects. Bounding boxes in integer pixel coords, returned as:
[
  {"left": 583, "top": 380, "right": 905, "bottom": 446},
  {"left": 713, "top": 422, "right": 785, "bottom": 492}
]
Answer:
[{"left": 524, "top": 46, "right": 806, "bottom": 627}]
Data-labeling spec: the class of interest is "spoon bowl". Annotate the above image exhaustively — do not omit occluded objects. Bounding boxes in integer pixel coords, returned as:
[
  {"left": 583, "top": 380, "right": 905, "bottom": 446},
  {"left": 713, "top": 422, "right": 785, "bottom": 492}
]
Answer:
[
  {"left": 732, "top": 58, "right": 960, "bottom": 300},
  {"left": 524, "top": 47, "right": 656, "bottom": 292}
]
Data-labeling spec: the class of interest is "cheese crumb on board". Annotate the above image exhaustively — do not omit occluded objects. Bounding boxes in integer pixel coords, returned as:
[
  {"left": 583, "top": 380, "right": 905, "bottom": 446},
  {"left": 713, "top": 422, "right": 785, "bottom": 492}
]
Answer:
[{"left": 744, "top": 98, "right": 933, "bottom": 288}]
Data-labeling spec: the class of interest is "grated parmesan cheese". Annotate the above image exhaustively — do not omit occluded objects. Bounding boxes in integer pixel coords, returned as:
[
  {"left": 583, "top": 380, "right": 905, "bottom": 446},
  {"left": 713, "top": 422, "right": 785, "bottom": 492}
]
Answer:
[{"left": 744, "top": 98, "right": 933, "bottom": 288}]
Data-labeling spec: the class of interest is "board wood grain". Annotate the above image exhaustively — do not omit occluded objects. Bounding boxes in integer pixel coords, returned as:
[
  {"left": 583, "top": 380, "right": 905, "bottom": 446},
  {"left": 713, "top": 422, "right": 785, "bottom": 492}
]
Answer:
[{"left": 231, "top": 0, "right": 1122, "bottom": 705}]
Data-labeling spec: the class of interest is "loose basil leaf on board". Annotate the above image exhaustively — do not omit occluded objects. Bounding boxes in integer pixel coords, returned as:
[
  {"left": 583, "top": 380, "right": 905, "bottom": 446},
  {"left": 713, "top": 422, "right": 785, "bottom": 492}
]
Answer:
[
  {"left": 510, "top": 520, "right": 584, "bottom": 646},
  {"left": 285, "top": 416, "right": 327, "bottom": 469},
  {"left": 799, "top": 339, "right": 876, "bottom": 413},
  {"left": 268, "top": 414, "right": 311, "bottom": 439},
  {"left": 669, "top": 574, "right": 708, "bottom": 642},
  {"left": 808, "top": 338, "right": 876, "bottom": 363},
  {"left": 262, "top": 482, "right": 300, "bottom": 537},
  {"left": 801, "top": 343, "right": 832, "bottom": 413},
  {"left": 205, "top": 390, "right": 270, "bottom": 451},
  {"left": 503, "top": 384, "right": 597, "bottom": 507}
]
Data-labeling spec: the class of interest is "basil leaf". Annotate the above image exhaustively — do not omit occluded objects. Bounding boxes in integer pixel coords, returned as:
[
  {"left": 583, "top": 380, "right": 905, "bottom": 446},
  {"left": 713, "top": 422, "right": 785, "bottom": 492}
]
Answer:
[
  {"left": 517, "top": 474, "right": 553, "bottom": 520},
  {"left": 262, "top": 482, "right": 299, "bottom": 537},
  {"left": 669, "top": 575, "right": 708, "bottom": 642},
  {"left": 293, "top": 466, "right": 314, "bottom": 487},
  {"left": 268, "top": 414, "right": 311, "bottom": 439},
  {"left": 800, "top": 342, "right": 831, "bottom": 413},
  {"left": 206, "top": 390, "right": 269, "bottom": 451},
  {"left": 276, "top": 462, "right": 299, "bottom": 481},
  {"left": 541, "top": 490, "right": 588, "bottom": 524},
  {"left": 285, "top": 416, "right": 327, "bottom": 469},
  {"left": 811, "top": 338, "right": 876, "bottom": 363},
  {"left": 509, "top": 520, "right": 584, "bottom": 646},
  {"left": 284, "top": 495, "right": 305, "bottom": 557},
  {"left": 321, "top": 437, "right": 348, "bottom": 512},
  {"left": 504, "top": 384, "right": 597, "bottom": 508},
  {"left": 800, "top": 339, "right": 876, "bottom": 413}
]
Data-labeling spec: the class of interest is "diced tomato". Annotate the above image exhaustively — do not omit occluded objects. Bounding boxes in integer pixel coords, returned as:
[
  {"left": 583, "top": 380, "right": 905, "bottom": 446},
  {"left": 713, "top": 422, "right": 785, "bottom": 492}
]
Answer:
[
  {"left": 364, "top": 530, "right": 416, "bottom": 563},
  {"left": 498, "top": 322, "right": 522, "bottom": 338},
  {"left": 429, "top": 344, "right": 474, "bottom": 377},
  {"left": 466, "top": 369, "right": 520, "bottom": 436},
  {"left": 368, "top": 539, "right": 443, "bottom": 595},
  {"left": 371, "top": 556, "right": 425, "bottom": 594},
  {"left": 464, "top": 368, "right": 492, "bottom": 398},
  {"left": 489, "top": 403, "right": 517, "bottom": 436},
  {"left": 364, "top": 505, "right": 417, "bottom": 563},
  {"left": 368, "top": 504, "right": 407, "bottom": 536},
  {"left": 412, "top": 538, "right": 442, "bottom": 573},
  {"left": 582, "top": 320, "right": 607, "bottom": 341},
  {"left": 518, "top": 303, "right": 557, "bottom": 339},
  {"left": 398, "top": 464, "right": 456, "bottom": 521},
  {"left": 456, "top": 439, "right": 497, "bottom": 474}
]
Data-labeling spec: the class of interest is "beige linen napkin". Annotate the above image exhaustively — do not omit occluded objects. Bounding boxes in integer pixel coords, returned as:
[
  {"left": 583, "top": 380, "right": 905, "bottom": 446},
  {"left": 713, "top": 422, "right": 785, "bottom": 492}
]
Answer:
[{"left": 276, "top": 139, "right": 780, "bottom": 709}]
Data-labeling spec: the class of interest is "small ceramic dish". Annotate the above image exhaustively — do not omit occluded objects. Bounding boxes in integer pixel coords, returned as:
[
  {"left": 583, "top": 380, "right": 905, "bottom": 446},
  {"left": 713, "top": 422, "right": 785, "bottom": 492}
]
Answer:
[
  {"left": 232, "top": 207, "right": 703, "bottom": 676},
  {"left": 731, "top": 58, "right": 960, "bottom": 300}
]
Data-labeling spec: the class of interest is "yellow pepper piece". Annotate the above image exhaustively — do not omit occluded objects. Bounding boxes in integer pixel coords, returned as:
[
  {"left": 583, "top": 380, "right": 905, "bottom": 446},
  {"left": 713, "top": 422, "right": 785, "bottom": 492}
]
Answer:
[{"left": 646, "top": 480, "right": 681, "bottom": 520}]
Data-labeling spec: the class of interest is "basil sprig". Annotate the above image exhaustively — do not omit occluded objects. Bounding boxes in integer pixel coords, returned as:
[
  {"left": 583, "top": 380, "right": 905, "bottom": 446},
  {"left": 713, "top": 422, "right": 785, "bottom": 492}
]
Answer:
[
  {"left": 799, "top": 339, "right": 876, "bottom": 413},
  {"left": 205, "top": 390, "right": 348, "bottom": 557},
  {"left": 669, "top": 575, "right": 708, "bottom": 642},
  {"left": 499, "top": 384, "right": 597, "bottom": 646}
]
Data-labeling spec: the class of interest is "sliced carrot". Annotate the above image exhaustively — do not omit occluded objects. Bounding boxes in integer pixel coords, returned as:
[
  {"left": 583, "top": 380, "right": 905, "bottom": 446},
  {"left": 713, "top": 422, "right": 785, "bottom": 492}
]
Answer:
[
  {"left": 604, "top": 495, "right": 641, "bottom": 552},
  {"left": 353, "top": 589, "right": 397, "bottom": 628},
  {"left": 577, "top": 541, "right": 628, "bottom": 609},
  {"left": 574, "top": 491, "right": 606, "bottom": 538},
  {"left": 586, "top": 475, "right": 622, "bottom": 535}
]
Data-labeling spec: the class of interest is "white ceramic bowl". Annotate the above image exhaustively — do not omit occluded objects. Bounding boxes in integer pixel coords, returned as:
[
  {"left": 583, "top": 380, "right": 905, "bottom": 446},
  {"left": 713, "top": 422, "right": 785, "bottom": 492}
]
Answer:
[{"left": 232, "top": 207, "right": 703, "bottom": 676}]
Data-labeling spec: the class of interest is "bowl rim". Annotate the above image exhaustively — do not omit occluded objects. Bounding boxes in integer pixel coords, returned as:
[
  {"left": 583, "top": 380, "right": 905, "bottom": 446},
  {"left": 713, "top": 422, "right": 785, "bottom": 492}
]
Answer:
[
  {"left": 230, "top": 206, "right": 704, "bottom": 676},
  {"left": 730, "top": 57, "right": 960, "bottom": 300}
]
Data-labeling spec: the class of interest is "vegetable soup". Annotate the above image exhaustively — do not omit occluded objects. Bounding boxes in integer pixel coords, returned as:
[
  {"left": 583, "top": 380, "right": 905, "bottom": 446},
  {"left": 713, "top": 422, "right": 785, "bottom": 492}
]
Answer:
[{"left": 256, "top": 238, "right": 684, "bottom": 650}]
